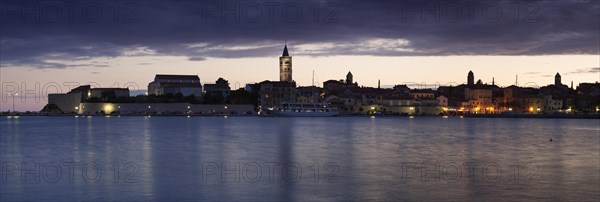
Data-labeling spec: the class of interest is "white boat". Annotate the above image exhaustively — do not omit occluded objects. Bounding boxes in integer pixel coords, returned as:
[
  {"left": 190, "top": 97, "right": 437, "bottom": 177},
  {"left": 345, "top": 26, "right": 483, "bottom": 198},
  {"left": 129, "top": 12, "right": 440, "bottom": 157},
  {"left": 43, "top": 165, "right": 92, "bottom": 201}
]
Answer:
[{"left": 265, "top": 102, "right": 339, "bottom": 117}]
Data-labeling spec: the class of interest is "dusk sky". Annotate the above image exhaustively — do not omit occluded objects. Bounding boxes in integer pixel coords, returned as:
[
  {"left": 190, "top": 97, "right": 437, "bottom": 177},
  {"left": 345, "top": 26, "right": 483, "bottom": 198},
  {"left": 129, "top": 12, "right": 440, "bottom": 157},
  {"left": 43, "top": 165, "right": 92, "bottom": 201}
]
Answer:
[{"left": 1, "top": 0, "right": 599, "bottom": 111}]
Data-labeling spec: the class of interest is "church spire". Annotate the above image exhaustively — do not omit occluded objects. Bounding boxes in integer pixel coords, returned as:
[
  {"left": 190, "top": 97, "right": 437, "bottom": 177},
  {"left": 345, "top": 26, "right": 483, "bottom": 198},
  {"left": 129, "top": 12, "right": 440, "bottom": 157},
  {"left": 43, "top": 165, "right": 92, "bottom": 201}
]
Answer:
[
  {"left": 282, "top": 44, "right": 289, "bottom": 56},
  {"left": 282, "top": 40, "right": 289, "bottom": 56}
]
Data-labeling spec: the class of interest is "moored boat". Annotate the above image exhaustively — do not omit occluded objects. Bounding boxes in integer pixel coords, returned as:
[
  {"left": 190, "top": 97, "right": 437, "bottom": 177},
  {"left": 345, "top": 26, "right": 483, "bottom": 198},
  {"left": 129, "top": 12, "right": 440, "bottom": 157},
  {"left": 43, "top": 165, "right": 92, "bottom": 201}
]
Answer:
[{"left": 264, "top": 102, "right": 339, "bottom": 117}]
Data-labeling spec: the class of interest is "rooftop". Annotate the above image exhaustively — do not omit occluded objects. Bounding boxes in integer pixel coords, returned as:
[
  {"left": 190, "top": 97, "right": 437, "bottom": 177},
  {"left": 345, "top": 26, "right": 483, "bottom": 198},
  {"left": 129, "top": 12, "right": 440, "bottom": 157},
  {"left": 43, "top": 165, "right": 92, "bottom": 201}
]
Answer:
[{"left": 155, "top": 74, "right": 200, "bottom": 81}]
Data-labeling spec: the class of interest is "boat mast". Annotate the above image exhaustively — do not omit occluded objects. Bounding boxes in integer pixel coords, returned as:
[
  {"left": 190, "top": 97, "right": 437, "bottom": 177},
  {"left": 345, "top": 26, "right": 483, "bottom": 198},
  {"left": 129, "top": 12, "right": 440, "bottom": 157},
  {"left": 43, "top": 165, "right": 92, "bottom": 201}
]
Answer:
[{"left": 312, "top": 70, "right": 315, "bottom": 102}]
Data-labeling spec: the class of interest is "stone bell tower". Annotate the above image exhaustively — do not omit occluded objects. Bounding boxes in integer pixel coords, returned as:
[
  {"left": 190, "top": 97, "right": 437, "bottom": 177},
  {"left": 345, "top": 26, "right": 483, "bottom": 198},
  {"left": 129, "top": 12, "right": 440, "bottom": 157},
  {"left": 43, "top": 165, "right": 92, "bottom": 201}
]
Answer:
[{"left": 279, "top": 44, "right": 292, "bottom": 82}]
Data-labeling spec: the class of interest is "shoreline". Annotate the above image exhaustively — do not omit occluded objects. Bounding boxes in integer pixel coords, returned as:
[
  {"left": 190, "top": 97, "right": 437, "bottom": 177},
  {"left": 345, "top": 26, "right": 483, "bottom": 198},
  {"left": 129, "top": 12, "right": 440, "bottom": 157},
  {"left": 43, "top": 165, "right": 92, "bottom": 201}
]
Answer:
[{"left": 2, "top": 113, "right": 599, "bottom": 119}]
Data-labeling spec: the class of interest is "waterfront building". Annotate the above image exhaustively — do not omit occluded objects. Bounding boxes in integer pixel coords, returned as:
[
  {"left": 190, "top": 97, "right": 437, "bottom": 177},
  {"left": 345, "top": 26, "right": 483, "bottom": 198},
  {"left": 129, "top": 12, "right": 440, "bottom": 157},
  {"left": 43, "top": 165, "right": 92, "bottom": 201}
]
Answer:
[
  {"left": 48, "top": 85, "right": 130, "bottom": 113},
  {"left": 296, "top": 86, "right": 322, "bottom": 103},
  {"left": 410, "top": 89, "right": 435, "bottom": 99},
  {"left": 147, "top": 74, "right": 202, "bottom": 97},
  {"left": 436, "top": 95, "right": 448, "bottom": 107},
  {"left": 259, "top": 80, "right": 297, "bottom": 108},
  {"left": 381, "top": 95, "right": 416, "bottom": 115},
  {"left": 464, "top": 87, "right": 493, "bottom": 114},
  {"left": 203, "top": 83, "right": 231, "bottom": 99},
  {"left": 77, "top": 103, "right": 254, "bottom": 115},
  {"left": 543, "top": 95, "right": 563, "bottom": 113},
  {"left": 48, "top": 85, "right": 91, "bottom": 113}
]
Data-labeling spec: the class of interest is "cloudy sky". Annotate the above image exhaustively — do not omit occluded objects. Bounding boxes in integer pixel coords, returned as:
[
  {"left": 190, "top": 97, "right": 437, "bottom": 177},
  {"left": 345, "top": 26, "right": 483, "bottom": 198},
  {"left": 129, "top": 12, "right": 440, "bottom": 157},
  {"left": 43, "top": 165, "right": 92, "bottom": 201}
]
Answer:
[{"left": 1, "top": 0, "right": 599, "bottom": 111}]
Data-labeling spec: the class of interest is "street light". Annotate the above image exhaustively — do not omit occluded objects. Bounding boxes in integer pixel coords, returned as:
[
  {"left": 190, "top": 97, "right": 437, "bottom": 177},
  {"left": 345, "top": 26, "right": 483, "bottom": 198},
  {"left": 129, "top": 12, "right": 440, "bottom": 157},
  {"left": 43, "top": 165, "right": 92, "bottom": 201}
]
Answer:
[{"left": 6, "top": 93, "right": 18, "bottom": 112}]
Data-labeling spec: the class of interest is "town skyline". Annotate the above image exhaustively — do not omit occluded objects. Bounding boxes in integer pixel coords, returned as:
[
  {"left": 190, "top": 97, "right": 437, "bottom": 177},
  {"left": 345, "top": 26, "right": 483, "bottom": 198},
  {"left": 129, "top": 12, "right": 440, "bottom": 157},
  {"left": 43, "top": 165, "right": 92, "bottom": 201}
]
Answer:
[
  {"left": 1, "top": 47, "right": 600, "bottom": 111},
  {"left": 2, "top": 51, "right": 598, "bottom": 112}
]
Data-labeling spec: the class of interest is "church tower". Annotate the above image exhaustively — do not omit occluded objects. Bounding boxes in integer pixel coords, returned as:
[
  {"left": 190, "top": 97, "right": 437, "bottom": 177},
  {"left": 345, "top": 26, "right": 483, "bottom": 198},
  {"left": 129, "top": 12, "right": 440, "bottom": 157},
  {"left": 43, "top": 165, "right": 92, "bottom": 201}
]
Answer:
[
  {"left": 279, "top": 44, "right": 292, "bottom": 82},
  {"left": 467, "top": 70, "right": 474, "bottom": 86},
  {"left": 555, "top": 72, "right": 561, "bottom": 86},
  {"left": 346, "top": 71, "right": 353, "bottom": 84}
]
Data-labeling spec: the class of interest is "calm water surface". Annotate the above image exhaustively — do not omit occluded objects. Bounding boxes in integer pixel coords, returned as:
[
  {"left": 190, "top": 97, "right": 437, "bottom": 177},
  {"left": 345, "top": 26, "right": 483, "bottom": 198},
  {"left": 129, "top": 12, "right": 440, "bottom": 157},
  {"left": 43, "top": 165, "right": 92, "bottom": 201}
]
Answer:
[{"left": 1, "top": 116, "right": 599, "bottom": 201}]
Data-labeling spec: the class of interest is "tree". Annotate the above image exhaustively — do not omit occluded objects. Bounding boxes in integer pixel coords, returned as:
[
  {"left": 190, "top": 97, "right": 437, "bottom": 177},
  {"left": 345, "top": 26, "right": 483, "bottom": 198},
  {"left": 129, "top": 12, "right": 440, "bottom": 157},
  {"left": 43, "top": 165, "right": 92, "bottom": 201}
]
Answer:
[
  {"left": 100, "top": 91, "right": 117, "bottom": 101},
  {"left": 41, "top": 104, "right": 62, "bottom": 113},
  {"left": 228, "top": 89, "right": 259, "bottom": 105},
  {"left": 216, "top": 77, "right": 229, "bottom": 86},
  {"left": 184, "top": 95, "right": 199, "bottom": 104},
  {"left": 175, "top": 93, "right": 184, "bottom": 101},
  {"left": 203, "top": 92, "right": 225, "bottom": 104}
]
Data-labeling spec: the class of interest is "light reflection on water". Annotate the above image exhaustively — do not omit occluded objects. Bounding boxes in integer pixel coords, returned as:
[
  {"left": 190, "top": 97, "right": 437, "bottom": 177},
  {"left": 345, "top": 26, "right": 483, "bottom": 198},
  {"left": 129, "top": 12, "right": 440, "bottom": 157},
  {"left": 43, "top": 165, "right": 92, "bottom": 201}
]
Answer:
[{"left": 1, "top": 116, "right": 599, "bottom": 201}]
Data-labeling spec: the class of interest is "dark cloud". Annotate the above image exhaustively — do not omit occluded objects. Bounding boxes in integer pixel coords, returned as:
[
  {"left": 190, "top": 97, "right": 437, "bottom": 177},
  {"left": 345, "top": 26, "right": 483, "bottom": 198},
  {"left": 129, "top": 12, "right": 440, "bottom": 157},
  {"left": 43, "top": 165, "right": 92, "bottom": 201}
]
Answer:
[
  {"left": 566, "top": 67, "right": 600, "bottom": 75},
  {"left": 188, "top": 57, "right": 207, "bottom": 61},
  {"left": 1, "top": 0, "right": 598, "bottom": 69}
]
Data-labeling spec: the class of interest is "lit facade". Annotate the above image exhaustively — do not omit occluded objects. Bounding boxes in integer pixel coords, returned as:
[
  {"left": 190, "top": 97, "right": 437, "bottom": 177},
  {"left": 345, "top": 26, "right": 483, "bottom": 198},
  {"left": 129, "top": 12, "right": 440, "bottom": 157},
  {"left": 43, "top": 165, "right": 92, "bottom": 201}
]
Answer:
[
  {"left": 259, "top": 81, "right": 297, "bottom": 108},
  {"left": 148, "top": 74, "right": 202, "bottom": 97}
]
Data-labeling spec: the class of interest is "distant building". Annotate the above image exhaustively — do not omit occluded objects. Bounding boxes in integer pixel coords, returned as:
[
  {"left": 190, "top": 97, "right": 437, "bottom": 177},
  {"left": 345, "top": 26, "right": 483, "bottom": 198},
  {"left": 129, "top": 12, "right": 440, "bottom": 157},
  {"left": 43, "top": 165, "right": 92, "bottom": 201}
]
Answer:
[
  {"left": 323, "top": 72, "right": 359, "bottom": 95},
  {"left": 48, "top": 85, "right": 90, "bottom": 113},
  {"left": 89, "top": 88, "right": 129, "bottom": 101},
  {"left": 381, "top": 95, "right": 416, "bottom": 115},
  {"left": 203, "top": 83, "right": 231, "bottom": 99},
  {"left": 436, "top": 95, "right": 448, "bottom": 107},
  {"left": 465, "top": 86, "right": 493, "bottom": 114},
  {"left": 543, "top": 95, "right": 563, "bottom": 113},
  {"left": 410, "top": 89, "right": 435, "bottom": 99},
  {"left": 259, "top": 81, "right": 297, "bottom": 108},
  {"left": 555, "top": 72, "right": 562, "bottom": 86},
  {"left": 297, "top": 86, "right": 322, "bottom": 103},
  {"left": 393, "top": 85, "right": 410, "bottom": 94},
  {"left": 323, "top": 80, "right": 345, "bottom": 94},
  {"left": 280, "top": 44, "right": 293, "bottom": 82},
  {"left": 148, "top": 74, "right": 202, "bottom": 97},
  {"left": 48, "top": 85, "right": 129, "bottom": 113},
  {"left": 577, "top": 82, "right": 600, "bottom": 97}
]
